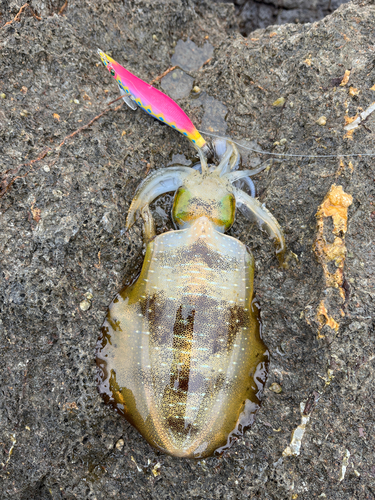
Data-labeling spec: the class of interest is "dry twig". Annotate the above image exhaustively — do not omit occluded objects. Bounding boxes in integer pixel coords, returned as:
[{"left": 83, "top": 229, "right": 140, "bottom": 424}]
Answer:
[
  {"left": 149, "top": 66, "right": 177, "bottom": 85},
  {"left": 2, "top": 3, "right": 41, "bottom": 28},
  {"left": 58, "top": 1, "right": 68, "bottom": 16}
]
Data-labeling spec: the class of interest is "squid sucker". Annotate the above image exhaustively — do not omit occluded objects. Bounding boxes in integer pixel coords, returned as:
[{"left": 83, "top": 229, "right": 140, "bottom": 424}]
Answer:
[{"left": 96, "top": 52, "right": 285, "bottom": 458}]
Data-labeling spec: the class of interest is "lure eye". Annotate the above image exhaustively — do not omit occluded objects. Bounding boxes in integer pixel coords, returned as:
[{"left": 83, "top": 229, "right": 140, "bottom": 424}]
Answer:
[{"left": 110, "top": 69, "right": 115, "bottom": 77}]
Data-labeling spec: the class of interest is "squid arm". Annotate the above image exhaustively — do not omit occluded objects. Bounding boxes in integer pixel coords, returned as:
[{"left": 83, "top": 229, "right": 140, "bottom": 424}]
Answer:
[
  {"left": 233, "top": 187, "right": 286, "bottom": 264},
  {"left": 126, "top": 167, "right": 193, "bottom": 229}
]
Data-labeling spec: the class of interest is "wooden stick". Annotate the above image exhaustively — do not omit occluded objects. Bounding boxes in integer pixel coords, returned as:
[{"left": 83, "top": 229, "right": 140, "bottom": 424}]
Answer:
[{"left": 2, "top": 3, "right": 41, "bottom": 28}]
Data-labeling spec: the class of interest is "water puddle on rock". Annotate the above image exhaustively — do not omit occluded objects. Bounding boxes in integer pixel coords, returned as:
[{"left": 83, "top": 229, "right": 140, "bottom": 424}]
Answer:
[
  {"left": 232, "top": 139, "right": 264, "bottom": 168},
  {"left": 167, "top": 153, "right": 192, "bottom": 166}
]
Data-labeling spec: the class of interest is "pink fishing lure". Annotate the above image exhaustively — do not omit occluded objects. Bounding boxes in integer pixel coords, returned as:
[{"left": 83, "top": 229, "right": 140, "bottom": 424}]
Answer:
[{"left": 98, "top": 49, "right": 207, "bottom": 152}]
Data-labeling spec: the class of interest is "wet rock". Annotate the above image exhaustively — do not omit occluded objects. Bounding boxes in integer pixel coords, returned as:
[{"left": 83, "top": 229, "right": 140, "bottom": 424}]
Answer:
[
  {"left": 167, "top": 153, "right": 192, "bottom": 166},
  {"left": 191, "top": 93, "right": 228, "bottom": 135},
  {"left": 160, "top": 68, "right": 194, "bottom": 100},
  {"left": 214, "top": 0, "right": 351, "bottom": 35},
  {"left": 171, "top": 38, "right": 214, "bottom": 72}
]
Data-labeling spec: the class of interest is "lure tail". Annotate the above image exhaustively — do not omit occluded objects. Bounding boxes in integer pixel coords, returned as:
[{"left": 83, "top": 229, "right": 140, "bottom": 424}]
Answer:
[{"left": 98, "top": 49, "right": 209, "bottom": 154}]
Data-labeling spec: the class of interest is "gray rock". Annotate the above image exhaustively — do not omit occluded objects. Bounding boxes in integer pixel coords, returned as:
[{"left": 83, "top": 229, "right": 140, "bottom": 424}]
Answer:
[
  {"left": 171, "top": 38, "right": 214, "bottom": 72},
  {"left": 215, "top": 0, "right": 351, "bottom": 35},
  {"left": 191, "top": 93, "right": 228, "bottom": 135},
  {"left": 161, "top": 69, "right": 194, "bottom": 100}
]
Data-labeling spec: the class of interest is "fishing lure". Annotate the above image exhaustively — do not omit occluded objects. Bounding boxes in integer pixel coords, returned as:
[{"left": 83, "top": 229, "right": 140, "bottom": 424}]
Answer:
[
  {"left": 97, "top": 49, "right": 375, "bottom": 161},
  {"left": 96, "top": 50, "right": 287, "bottom": 458},
  {"left": 97, "top": 49, "right": 209, "bottom": 155}
]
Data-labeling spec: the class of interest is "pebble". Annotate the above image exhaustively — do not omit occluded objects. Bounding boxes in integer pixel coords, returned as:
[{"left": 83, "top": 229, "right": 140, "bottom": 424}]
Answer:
[
  {"left": 80, "top": 299, "right": 91, "bottom": 311},
  {"left": 269, "top": 382, "right": 282, "bottom": 393},
  {"left": 272, "top": 97, "right": 285, "bottom": 107},
  {"left": 116, "top": 438, "right": 124, "bottom": 451}
]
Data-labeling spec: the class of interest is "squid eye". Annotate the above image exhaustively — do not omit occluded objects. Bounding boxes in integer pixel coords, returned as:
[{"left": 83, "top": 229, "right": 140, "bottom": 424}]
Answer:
[{"left": 110, "top": 69, "right": 115, "bottom": 77}]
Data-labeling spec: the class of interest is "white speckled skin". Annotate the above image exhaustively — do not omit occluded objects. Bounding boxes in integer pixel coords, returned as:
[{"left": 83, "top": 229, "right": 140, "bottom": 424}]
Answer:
[{"left": 97, "top": 216, "right": 269, "bottom": 458}]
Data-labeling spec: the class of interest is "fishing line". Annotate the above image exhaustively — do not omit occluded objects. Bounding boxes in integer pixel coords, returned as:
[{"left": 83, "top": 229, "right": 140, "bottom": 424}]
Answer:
[{"left": 198, "top": 130, "right": 375, "bottom": 159}]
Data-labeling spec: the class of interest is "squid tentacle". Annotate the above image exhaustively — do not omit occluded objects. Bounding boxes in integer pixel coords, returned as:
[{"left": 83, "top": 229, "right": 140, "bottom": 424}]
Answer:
[
  {"left": 236, "top": 176, "right": 256, "bottom": 198},
  {"left": 233, "top": 187, "right": 286, "bottom": 264},
  {"left": 225, "top": 164, "right": 268, "bottom": 183},
  {"left": 213, "top": 142, "right": 233, "bottom": 176}
]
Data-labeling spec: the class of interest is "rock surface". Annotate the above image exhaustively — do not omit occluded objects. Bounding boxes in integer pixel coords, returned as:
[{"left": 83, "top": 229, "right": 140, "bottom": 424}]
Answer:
[
  {"left": 1, "top": 0, "right": 375, "bottom": 498},
  {"left": 214, "top": 0, "right": 351, "bottom": 35}
]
